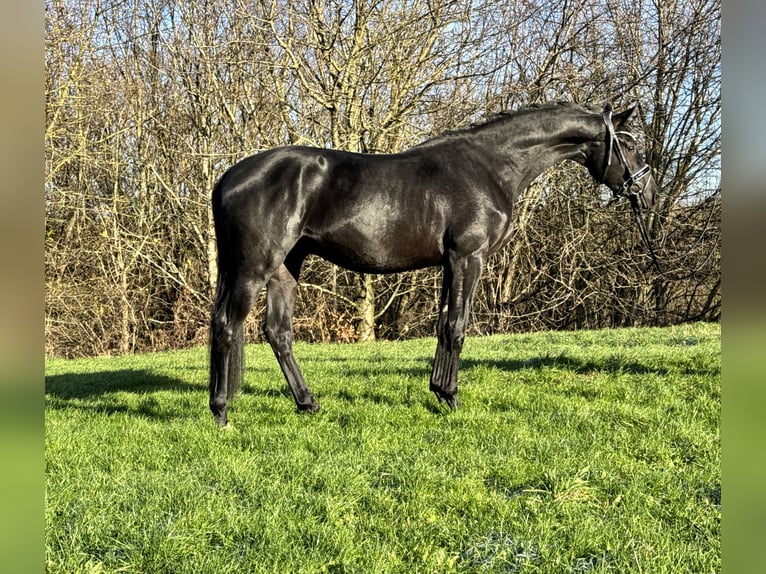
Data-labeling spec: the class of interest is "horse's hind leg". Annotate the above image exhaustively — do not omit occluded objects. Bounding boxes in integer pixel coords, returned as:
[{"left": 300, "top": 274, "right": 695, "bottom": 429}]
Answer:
[
  {"left": 209, "top": 274, "right": 265, "bottom": 426},
  {"left": 264, "top": 260, "right": 319, "bottom": 413}
]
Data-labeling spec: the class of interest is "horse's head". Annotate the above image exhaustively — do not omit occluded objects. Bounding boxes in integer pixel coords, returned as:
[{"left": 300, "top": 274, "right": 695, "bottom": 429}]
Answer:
[{"left": 586, "top": 103, "right": 658, "bottom": 211}]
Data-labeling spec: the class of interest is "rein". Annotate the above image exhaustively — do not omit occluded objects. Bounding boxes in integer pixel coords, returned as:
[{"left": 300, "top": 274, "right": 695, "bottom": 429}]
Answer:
[
  {"left": 601, "top": 108, "right": 662, "bottom": 274},
  {"left": 630, "top": 198, "right": 663, "bottom": 273}
]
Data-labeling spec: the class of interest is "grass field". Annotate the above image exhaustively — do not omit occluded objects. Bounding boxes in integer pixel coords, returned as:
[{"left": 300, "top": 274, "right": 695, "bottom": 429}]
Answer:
[{"left": 45, "top": 323, "right": 720, "bottom": 573}]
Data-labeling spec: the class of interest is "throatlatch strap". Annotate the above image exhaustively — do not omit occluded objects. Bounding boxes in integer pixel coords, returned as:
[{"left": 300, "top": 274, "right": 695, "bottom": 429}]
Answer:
[{"left": 602, "top": 108, "right": 614, "bottom": 178}]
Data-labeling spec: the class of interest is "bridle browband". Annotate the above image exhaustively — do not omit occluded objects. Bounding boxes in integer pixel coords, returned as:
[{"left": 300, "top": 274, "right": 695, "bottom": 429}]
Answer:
[
  {"left": 601, "top": 108, "right": 652, "bottom": 209},
  {"left": 601, "top": 107, "right": 661, "bottom": 273}
]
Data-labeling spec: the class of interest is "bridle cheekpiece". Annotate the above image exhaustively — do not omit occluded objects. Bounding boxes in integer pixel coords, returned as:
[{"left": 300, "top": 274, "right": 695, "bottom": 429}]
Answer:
[{"left": 601, "top": 108, "right": 652, "bottom": 210}]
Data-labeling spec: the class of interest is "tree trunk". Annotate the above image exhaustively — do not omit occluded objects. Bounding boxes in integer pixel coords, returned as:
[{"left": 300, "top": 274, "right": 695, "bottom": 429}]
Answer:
[{"left": 356, "top": 274, "right": 376, "bottom": 342}]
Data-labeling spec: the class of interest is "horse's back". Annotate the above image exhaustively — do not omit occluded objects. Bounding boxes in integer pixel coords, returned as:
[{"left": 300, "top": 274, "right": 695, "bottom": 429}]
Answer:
[{"left": 212, "top": 143, "right": 509, "bottom": 273}]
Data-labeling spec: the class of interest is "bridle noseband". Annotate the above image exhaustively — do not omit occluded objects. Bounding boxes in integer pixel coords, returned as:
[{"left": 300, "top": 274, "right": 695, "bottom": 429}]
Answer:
[{"left": 602, "top": 108, "right": 652, "bottom": 209}]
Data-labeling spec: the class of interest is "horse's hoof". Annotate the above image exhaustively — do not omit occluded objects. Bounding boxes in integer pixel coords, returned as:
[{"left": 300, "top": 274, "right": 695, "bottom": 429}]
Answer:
[
  {"left": 298, "top": 402, "right": 320, "bottom": 414},
  {"left": 432, "top": 388, "right": 459, "bottom": 410}
]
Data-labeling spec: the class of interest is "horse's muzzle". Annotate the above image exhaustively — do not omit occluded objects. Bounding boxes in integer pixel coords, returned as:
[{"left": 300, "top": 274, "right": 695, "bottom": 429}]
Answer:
[{"left": 641, "top": 175, "right": 659, "bottom": 210}]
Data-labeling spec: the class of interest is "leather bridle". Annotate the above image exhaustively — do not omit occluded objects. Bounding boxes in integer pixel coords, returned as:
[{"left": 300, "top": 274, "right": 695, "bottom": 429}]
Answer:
[
  {"left": 602, "top": 108, "right": 652, "bottom": 210},
  {"left": 602, "top": 107, "right": 661, "bottom": 273}
]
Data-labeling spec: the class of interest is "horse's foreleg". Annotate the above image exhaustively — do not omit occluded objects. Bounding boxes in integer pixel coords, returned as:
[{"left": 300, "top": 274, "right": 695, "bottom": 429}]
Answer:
[
  {"left": 431, "top": 269, "right": 455, "bottom": 406},
  {"left": 430, "top": 251, "right": 484, "bottom": 409},
  {"left": 264, "top": 264, "right": 319, "bottom": 413}
]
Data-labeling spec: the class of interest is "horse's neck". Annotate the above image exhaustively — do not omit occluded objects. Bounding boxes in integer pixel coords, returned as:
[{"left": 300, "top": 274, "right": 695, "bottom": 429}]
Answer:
[
  {"left": 514, "top": 139, "right": 589, "bottom": 193},
  {"left": 472, "top": 112, "right": 597, "bottom": 198}
]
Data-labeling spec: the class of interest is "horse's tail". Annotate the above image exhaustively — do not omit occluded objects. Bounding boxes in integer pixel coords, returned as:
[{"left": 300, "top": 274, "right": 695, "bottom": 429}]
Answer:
[
  {"left": 209, "top": 274, "right": 246, "bottom": 404},
  {"left": 210, "top": 296, "right": 245, "bottom": 400},
  {"left": 209, "top": 175, "right": 245, "bottom": 402}
]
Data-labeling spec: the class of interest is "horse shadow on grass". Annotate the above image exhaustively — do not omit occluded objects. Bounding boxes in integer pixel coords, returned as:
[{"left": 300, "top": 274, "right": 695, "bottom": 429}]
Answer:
[
  {"left": 251, "top": 342, "right": 708, "bottom": 411},
  {"left": 240, "top": 351, "right": 678, "bottom": 414},
  {"left": 45, "top": 369, "right": 200, "bottom": 421},
  {"left": 464, "top": 349, "right": 719, "bottom": 378},
  {"left": 460, "top": 354, "right": 673, "bottom": 377}
]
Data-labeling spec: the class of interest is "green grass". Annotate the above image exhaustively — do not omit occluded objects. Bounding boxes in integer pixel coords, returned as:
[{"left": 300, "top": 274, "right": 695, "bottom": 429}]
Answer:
[{"left": 45, "top": 324, "right": 720, "bottom": 573}]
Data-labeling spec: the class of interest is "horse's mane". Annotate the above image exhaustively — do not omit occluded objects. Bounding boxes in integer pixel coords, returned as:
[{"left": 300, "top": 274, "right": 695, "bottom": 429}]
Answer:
[
  {"left": 417, "top": 101, "right": 599, "bottom": 147},
  {"left": 472, "top": 101, "right": 597, "bottom": 127}
]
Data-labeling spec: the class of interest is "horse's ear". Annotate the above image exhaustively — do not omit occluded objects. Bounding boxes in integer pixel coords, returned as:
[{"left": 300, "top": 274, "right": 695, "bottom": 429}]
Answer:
[{"left": 612, "top": 102, "right": 640, "bottom": 129}]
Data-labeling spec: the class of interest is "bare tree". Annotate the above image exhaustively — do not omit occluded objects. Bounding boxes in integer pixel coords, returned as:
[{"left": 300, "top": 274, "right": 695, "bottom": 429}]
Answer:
[{"left": 45, "top": 0, "right": 720, "bottom": 357}]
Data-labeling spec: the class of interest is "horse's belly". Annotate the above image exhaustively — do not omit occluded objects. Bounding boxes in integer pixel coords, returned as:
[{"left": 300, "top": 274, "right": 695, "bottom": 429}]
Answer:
[{"left": 305, "top": 221, "right": 444, "bottom": 273}]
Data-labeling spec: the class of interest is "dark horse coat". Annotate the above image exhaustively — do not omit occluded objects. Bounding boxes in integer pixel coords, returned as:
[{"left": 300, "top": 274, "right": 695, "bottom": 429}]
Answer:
[{"left": 208, "top": 102, "right": 658, "bottom": 426}]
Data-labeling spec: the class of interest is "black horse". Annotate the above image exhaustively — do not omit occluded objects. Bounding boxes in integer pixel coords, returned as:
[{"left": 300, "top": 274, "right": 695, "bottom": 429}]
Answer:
[{"left": 208, "top": 102, "right": 658, "bottom": 426}]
